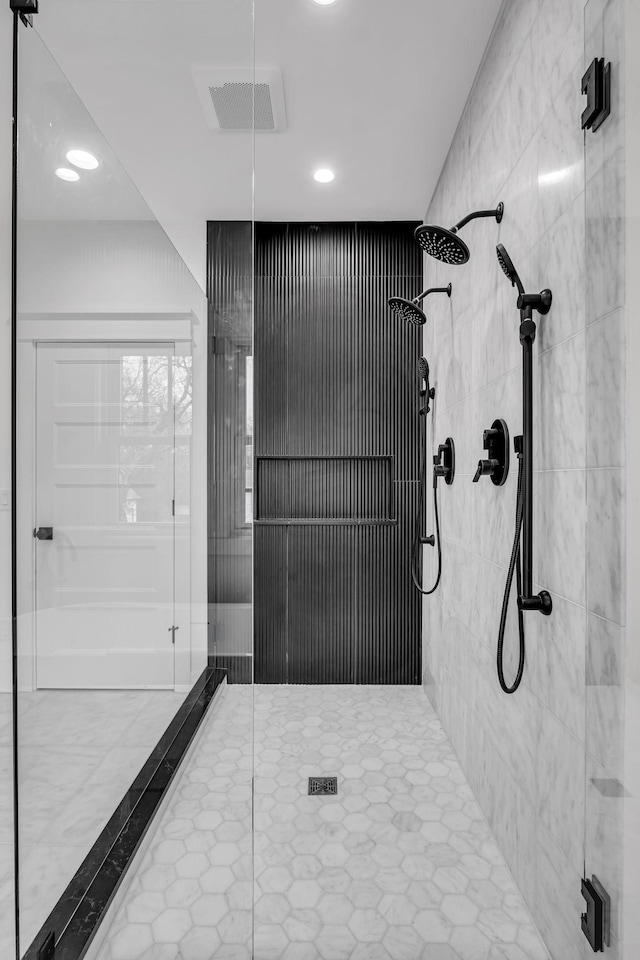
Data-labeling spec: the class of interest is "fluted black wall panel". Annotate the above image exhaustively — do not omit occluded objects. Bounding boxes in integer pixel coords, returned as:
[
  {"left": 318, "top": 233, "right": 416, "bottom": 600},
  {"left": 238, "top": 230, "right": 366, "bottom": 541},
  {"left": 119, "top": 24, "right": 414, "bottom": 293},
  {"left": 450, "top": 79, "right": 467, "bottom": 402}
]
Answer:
[
  {"left": 255, "top": 221, "right": 427, "bottom": 279},
  {"left": 209, "top": 221, "right": 421, "bottom": 684},
  {"left": 288, "top": 525, "right": 356, "bottom": 684},
  {"left": 354, "top": 484, "right": 419, "bottom": 684},
  {"left": 255, "top": 275, "right": 422, "bottom": 481},
  {"left": 254, "top": 524, "right": 287, "bottom": 683}
]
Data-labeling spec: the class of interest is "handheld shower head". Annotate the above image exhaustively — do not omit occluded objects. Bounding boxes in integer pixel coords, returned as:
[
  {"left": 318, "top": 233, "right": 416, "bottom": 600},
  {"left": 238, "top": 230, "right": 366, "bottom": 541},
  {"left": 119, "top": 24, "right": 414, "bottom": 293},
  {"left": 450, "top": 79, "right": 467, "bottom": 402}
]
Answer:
[
  {"left": 415, "top": 203, "right": 504, "bottom": 265},
  {"left": 388, "top": 284, "right": 452, "bottom": 326},
  {"left": 496, "top": 243, "right": 552, "bottom": 318},
  {"left": 418, "top": 356, "right": 435, "bottom": 412},
  {"left": 496, "top": 243, "right": 524, "bottom": 296}
]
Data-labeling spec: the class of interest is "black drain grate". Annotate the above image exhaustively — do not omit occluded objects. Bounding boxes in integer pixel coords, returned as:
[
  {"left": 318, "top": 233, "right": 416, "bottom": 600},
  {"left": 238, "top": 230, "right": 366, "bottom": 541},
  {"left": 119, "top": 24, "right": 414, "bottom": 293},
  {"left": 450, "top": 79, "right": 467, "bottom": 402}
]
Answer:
[{"left": 308, "top": 776, "right": 338, "bottom": 796}]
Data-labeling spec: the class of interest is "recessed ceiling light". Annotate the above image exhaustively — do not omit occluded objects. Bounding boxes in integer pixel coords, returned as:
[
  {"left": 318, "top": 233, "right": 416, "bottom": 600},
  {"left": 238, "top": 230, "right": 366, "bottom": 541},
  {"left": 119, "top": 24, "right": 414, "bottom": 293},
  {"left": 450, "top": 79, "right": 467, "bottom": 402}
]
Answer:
[
  {"left": 66, "top": 149, "right": 99, "bottom": 170},
  {"left": 314, "top": 168, "right": 335, "bottom": 183},
  {"left": 55, "top": 168, "right": 80, "bottom": 182},
  {"left": 313, "top": 0, "right": 337, "bottom": 4}
]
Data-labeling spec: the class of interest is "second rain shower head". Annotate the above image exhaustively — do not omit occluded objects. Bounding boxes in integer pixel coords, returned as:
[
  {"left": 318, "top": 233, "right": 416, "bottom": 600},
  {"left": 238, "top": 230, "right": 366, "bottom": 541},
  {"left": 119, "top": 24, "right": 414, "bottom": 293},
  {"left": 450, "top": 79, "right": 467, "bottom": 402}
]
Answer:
[
  {"left": 388, "top": 284, "right": 452, "bottom": 326},
  {"left": 415, "top": 203, "right": 504, "bottom": 265}
]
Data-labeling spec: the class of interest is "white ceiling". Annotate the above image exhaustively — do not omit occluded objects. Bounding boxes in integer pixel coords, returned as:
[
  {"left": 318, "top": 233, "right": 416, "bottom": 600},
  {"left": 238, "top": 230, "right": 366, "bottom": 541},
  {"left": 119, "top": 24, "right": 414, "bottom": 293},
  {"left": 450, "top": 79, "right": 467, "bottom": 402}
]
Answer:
[{"left": 30, "top": 0, "right": 504, "bottom": 287}]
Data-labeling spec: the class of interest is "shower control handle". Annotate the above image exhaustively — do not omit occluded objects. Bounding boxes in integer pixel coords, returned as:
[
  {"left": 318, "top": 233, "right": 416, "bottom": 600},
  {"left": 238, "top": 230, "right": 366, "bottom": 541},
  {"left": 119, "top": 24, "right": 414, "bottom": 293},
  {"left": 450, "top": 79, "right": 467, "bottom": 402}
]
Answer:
[
  {"left": 473, "top": 419, "right": 510, "bottom": 486},
  {"left": 420, "top": 534, "right": 436, "bottom": 547},
  {"left": 433, "top": 438, "right": 455, "bottom": 486},
  {"left": 473, "top": 459, "right": 499, "bottom": 482}
]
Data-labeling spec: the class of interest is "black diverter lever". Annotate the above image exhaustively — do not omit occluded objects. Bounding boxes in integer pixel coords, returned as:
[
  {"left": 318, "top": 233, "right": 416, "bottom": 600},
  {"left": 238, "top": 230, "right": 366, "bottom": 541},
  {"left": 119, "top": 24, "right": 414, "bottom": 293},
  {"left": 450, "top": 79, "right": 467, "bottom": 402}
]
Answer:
[{"left": 473, "top": 459, "right": 499, "bottom": 482}]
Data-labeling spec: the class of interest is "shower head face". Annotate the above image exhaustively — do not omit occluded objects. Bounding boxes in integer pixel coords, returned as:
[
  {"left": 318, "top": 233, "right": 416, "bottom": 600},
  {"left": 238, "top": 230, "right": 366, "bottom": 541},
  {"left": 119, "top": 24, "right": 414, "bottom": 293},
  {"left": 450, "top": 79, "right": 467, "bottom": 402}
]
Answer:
[
  {"left": 496, "top": 243, "right": 524, "bottom": 295},
  {"left": 418, "top": 357, "right": 430, "bottom": 383},
  {"left": 414, "top": 224, "right": 470, "bottom": 265},
  {"left": 388, "top": 296, "right": 426, "bottom": 325}
]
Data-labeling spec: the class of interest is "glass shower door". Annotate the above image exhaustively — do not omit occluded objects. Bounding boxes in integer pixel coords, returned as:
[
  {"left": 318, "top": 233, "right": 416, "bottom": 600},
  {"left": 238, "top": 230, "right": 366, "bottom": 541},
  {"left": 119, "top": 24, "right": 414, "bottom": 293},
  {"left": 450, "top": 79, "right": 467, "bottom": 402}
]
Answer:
[
  {"left": 583, "top": 0, "right": 626, "bottom": 956},
  {"left": 11, "top": 4, "right": 254, "bottom": 958}
]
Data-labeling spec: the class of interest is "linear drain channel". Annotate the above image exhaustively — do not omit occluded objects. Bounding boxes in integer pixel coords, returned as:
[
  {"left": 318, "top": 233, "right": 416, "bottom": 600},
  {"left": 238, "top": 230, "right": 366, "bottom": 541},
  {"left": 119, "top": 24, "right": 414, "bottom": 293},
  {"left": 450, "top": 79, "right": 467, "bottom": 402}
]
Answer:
[{"left": 308, "top": 776, "right": 337, "bottom": 796}]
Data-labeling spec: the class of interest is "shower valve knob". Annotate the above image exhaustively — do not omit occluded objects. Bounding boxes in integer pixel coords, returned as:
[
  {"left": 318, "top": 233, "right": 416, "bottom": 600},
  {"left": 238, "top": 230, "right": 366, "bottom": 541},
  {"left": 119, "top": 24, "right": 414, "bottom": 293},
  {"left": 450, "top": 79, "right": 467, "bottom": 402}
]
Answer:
[{"left": 433, "top": 438, "right": 455, "bottom": 486}]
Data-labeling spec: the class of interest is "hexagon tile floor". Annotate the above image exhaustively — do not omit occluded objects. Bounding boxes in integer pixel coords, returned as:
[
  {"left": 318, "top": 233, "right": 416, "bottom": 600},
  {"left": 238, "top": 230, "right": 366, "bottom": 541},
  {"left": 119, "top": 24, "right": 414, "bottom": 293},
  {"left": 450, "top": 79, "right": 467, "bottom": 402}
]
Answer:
[{"left": 97, "top": 685, "right": 551, "bottom": 960}]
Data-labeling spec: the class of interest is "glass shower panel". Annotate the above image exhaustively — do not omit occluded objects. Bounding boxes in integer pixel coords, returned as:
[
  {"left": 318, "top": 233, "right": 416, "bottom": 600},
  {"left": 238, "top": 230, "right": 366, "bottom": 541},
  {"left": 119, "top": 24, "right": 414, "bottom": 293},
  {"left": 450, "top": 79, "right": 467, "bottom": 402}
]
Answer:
[
  {"left": 12, "top": 2, "right": 253, "bottom": 955},
  {"left": 583, "top": 0, "right": 626, "bottom": 956}
]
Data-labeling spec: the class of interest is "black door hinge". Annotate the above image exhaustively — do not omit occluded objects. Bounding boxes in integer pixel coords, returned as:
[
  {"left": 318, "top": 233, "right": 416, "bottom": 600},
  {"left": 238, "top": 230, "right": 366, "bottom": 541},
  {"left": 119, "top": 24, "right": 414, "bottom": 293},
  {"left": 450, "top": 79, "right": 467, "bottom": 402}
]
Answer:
[
  {"left": 581, "top": 57, "right": 611, "bottom": 132},
  {"left": 581, "top": 874, "right": 610, "bottom": 952},
  {"left": 37, "top": 930, "right": 55, "bottom": 960},
  {"left": 10, "top": 0, "right": 38, "bottom": 26}
]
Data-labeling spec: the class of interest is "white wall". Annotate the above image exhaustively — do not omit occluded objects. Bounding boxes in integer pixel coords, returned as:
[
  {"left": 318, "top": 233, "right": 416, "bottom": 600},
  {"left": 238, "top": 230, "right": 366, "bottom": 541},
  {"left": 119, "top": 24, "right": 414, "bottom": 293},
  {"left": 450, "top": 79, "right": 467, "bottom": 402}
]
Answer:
[
  {"left": 0, "top": 7, "right": 16, "bottom": 959},
  {"left": 421, "top": 0, "right": 626, "bottom": 957}
]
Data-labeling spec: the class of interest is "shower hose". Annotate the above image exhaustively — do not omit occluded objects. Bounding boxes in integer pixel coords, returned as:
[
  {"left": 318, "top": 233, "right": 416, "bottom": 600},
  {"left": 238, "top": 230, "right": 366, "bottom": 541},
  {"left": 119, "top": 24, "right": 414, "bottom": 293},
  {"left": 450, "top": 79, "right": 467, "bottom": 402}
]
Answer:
[
  {"left": 496, "top": 451, "right": 526, "bottom": 694},
  {"left": 411, "top": 411, "right": 441, "bottom": 595},
  {"left": 413, "top": 412, "right": 526, "bottom": 693}
]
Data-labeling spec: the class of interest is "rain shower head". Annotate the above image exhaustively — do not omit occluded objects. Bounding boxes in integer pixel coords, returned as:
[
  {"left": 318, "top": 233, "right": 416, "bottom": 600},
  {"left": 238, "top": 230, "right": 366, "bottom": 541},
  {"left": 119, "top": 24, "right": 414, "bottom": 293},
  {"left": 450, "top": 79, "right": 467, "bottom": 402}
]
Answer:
[
  {"left": 413, "top": 225, "right": 470, "bottom": 265},
  {"left": 415, "top": 203, "right": 504, "bottom": 264},
  {"left": 388, "top": 284, "right": 452, "bottom": 326},
  {"left": 496, "top": 243, "right": 524, "bottom": 296},
  {"left": 388, "top": 297, "right": 427, "bottom": 325}
]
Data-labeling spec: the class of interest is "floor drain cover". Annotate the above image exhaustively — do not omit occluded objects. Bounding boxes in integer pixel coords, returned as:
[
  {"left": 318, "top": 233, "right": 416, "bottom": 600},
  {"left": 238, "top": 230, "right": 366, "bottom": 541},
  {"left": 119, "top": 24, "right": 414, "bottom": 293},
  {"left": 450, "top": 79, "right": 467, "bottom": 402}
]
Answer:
[{"left": 308, "top": 776, "right": 337, "bottom": 796}]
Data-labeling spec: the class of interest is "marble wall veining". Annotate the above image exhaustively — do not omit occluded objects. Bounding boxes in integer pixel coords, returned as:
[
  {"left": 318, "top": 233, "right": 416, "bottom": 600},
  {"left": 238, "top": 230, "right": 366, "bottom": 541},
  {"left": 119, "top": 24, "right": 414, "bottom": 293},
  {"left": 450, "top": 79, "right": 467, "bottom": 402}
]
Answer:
[{"left": 421, "top": 0, "right": 626, "bottom": 957}]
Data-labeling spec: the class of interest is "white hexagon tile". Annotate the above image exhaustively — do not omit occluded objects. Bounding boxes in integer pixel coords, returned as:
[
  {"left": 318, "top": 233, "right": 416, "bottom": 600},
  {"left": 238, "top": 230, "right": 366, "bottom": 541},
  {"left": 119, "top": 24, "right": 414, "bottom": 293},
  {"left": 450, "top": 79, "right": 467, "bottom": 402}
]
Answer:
[{"left": 97, "top": 685, "right": 551, "bottom": 960}]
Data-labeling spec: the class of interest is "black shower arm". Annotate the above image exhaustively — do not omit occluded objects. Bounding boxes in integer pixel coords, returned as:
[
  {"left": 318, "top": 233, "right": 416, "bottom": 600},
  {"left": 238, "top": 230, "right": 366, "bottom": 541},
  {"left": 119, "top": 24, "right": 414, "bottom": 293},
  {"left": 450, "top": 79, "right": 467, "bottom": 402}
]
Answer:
[
  {"left": 414, "top": 284, "right": 452, "bottom": 304},
  {"left": 451, "top": 202, "right": 504, "bottom": 233}
]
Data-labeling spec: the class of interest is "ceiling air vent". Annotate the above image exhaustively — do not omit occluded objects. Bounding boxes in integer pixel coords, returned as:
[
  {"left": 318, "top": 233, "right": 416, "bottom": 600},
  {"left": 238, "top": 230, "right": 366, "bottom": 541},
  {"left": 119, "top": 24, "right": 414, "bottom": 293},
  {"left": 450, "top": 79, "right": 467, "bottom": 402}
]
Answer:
[{"left": 191, "top": 66, "right": 287, "bottom": 133}]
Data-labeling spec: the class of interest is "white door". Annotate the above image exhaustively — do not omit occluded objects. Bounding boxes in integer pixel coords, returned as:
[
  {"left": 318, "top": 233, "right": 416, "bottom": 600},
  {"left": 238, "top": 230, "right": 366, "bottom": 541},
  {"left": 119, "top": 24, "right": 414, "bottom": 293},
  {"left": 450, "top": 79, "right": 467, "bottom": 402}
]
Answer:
[{"left": 35, "top": 343, "right": 177, "bottom": 688}]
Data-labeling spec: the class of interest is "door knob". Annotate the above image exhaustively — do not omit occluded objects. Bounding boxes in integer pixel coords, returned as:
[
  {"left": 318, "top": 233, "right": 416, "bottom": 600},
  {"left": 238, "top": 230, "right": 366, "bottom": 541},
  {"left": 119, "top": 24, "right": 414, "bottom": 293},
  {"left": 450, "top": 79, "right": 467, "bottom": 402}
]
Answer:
[{"left": 34, "top": 527, "right": 53, "bottom": 540}]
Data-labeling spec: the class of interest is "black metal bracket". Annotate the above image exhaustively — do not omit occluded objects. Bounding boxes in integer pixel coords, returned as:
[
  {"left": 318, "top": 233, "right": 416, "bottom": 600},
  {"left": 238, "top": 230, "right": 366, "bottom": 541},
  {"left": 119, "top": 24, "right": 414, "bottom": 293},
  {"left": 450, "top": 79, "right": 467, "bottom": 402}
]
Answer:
[
  {"left": 581, "top": 58, "right": 611, "bottom": 132},
  {"left": 581, "top": 874, "right": 610, "bottom": 951},
  {"left": 10, "top": 0, "right": 37, "bottom": 27},
  {"left": 473, "top": 419, "right": 509, "bottom": 486},
  {"left": 518, "top": 290, "right": 552, "bottom": 318},
  {"left": 37, "top": 931, "right": 55, "bottom": 960}
]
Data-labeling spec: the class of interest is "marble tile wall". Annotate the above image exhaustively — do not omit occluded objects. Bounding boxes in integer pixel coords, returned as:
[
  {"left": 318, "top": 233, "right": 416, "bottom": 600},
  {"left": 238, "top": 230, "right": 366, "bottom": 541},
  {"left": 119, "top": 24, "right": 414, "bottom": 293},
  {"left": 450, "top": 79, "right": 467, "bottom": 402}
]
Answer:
[{"left": 421, "top": 0, "right": 626, "bottom": 957}]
